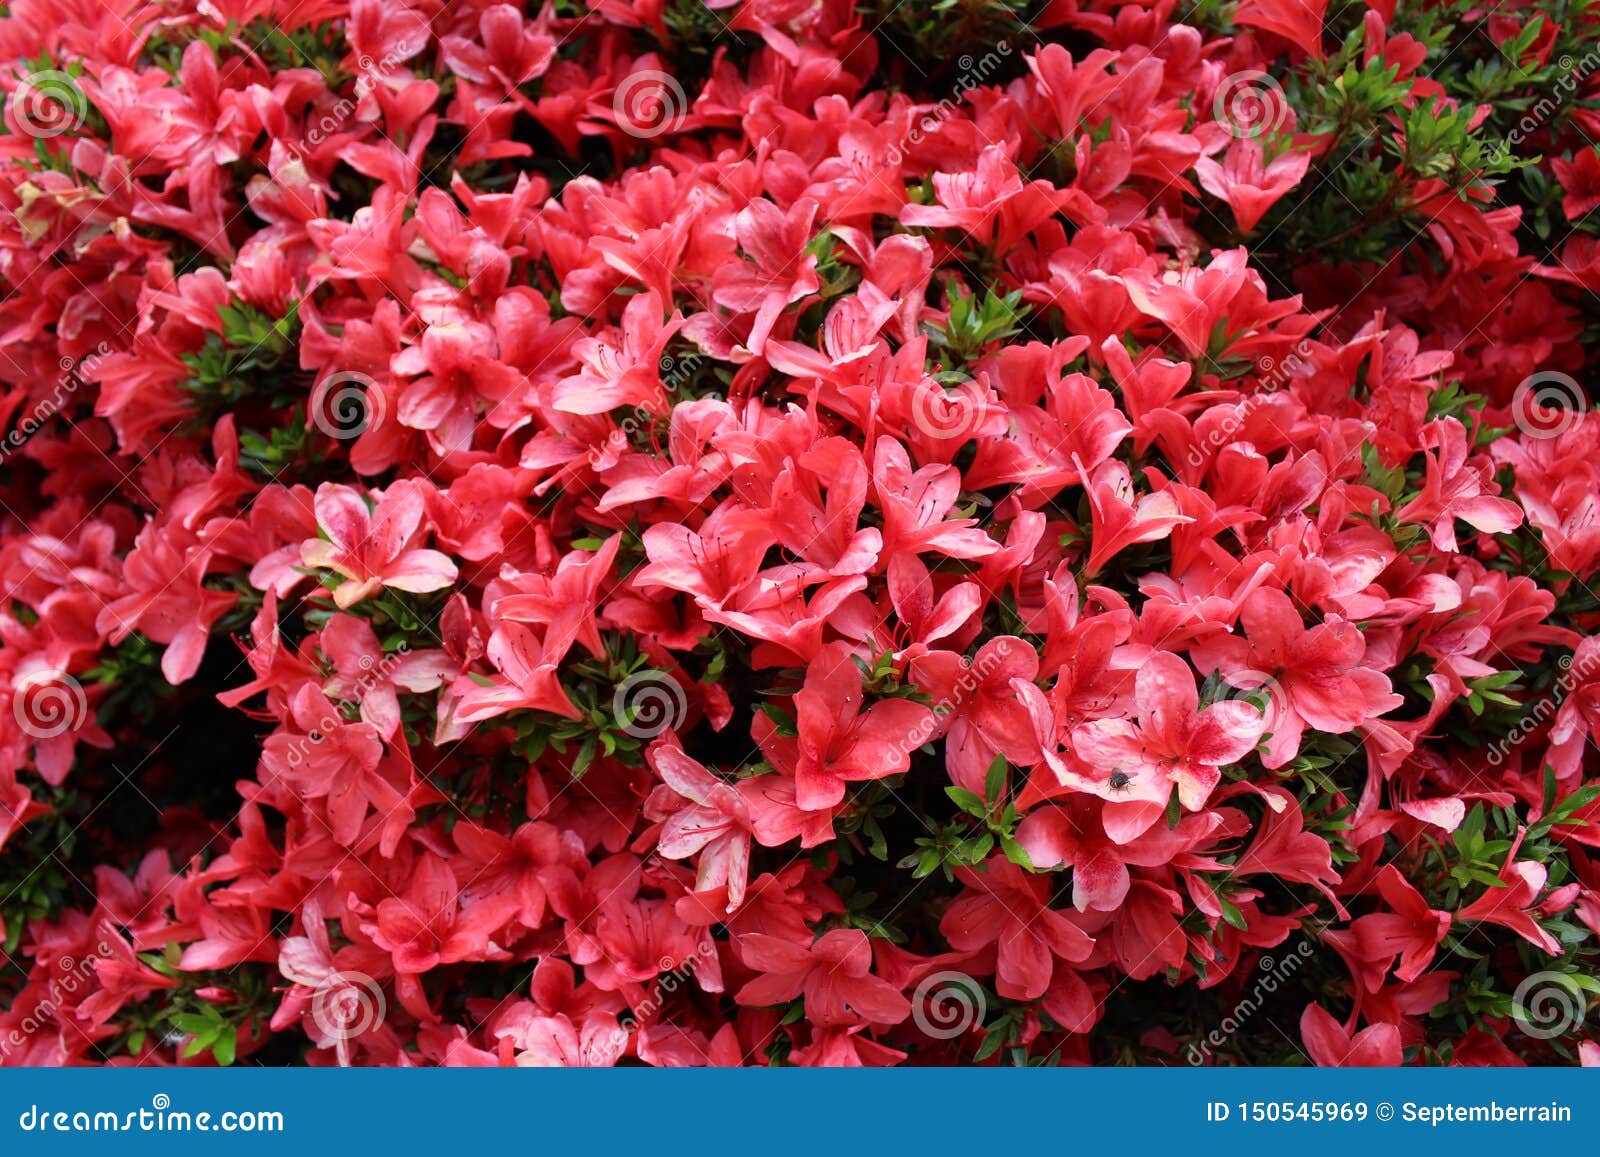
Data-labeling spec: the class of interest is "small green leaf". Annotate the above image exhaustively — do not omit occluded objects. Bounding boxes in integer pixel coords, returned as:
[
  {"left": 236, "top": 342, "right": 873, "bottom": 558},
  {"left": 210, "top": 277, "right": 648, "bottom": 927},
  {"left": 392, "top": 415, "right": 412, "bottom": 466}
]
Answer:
[
  {"left": 945, "top": 787, "right": 988, "bottom": 818},
  {"left": 984, "top": 756, "right": 1008, "bottom": 805}
]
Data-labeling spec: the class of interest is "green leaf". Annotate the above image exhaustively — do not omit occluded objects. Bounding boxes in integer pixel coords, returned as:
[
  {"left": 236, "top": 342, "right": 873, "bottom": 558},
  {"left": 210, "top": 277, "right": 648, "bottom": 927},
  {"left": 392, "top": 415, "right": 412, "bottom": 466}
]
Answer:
[
  {"left": 571, "top": 735, "right": 597, "bottom": 778},
  {"left": 1218, "top": 897, "right": 1248, "bottom": 932},
  {"left": 1000, "top": 835, "right": 1033, "bottom": 870},
  {"left": 984, "top": 756, "right": 1008, "bottom": 805},
  {"left": 945, "top": 787, "right": 988, "bottom": 818},
  {"left": 973, "top": 1030, "right": 1005, "bottom": 1062}
]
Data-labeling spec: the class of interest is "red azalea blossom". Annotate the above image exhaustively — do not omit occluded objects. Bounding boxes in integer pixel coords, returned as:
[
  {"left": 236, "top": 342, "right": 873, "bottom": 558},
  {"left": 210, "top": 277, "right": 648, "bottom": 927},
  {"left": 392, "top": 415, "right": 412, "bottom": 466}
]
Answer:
[{"left": 0, "top": 0, "right": 1597, "bottom": 1072}]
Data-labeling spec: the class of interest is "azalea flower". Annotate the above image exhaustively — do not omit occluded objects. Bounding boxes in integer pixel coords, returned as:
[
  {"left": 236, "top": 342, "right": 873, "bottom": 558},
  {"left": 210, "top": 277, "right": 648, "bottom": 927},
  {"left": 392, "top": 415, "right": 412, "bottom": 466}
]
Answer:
[
  {"left": 364, "top": 854, "right": 519, "bottom": 1011},
  {"left": 645, "top": 742, "right": 753, "bottom": 911},
  {"left": 1300, "top": 1003, "right": 1403, "bottom": 1067},
  {"left": 5, "top": 0, "right": 1599, "bottom": 1073},
  {"left": 1397, "top": 419, "right": 1524, "bottom": 552},
  {"left": 910, "top": 635, "right": 1047, "bottom": 793},
  {"left": 1456, "top": 832, "right": 1563, "bottom": 955},
  {"left": 552, "top": 291, "right": 682, "bottom": 417},
  {"left": 1234, "top": 0, "right": 1328, "bottom": 59},
  {"left": 940, "top": 857, "right": 1094, "bottom": 999},
  {"left": 95, "top": 521, "right": 236, "bottom": 684},
  {"left": 1196, "top": 587, "right": 1403, "bottom": 768},
  {"left": 1343, "top": 866, "right": 1452, "bottom": 989},
  {"left": 1195, "top": 140, "right": 1311, "bottom": 232},
  {"left": 1017, "top": 795, "right": 1216, "bottom": 912},
  {"left": 301, "top": 482, "right": 458, "bottom": 609},
  {"left": 735, "top": 929, "right": 910, "bottom": 1027},
  {"left": 1078, "top": 460, "right": 1192, "bottom": 575},
  {"left": 447, "top": 623, "right": 581, "bottom": 726},
  {"left": 504, "top": 1011, "right": 627, "bottom": 1068},
  {"left": 790, "top": 642, "right": 935, "bottom": 810},
  {"left": 710, "top": 197, "right": 821, "bottom": 355},
  {"left": 1068, "top": 651, "right": 1264, "bottom": 842},
  {"left": 259, "top": 683, "right": 388, "bottom": 846}
]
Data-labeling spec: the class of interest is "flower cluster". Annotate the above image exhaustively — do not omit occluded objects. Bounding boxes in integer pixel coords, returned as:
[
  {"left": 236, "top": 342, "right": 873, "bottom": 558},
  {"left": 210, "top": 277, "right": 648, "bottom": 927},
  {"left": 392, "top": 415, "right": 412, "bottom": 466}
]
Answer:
[{"left": 3, "top": 0, "right": 1600, "bottom": 1068}]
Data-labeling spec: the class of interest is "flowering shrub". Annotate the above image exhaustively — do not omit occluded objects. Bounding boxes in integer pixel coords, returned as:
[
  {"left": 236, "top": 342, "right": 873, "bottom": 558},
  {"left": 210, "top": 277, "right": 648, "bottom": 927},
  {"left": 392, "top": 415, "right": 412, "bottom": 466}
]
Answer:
[{"left": 4, "top": 0, "right": 1600, "bottom": 1068}]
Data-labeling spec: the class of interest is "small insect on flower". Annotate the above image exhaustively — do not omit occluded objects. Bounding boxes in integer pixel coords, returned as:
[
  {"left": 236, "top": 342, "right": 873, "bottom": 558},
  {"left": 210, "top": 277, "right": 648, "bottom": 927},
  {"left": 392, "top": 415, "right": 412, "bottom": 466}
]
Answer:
[{"left": 1107, "top": 770, "right": 1133, "bottom": 792}]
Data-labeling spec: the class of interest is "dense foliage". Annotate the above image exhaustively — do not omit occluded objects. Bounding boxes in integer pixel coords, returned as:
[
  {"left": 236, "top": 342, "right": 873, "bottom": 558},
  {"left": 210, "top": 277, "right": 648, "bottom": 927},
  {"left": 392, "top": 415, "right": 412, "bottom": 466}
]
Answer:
[{"left": 3, "top": 0, "right": 1600, "bottom": 1067}]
